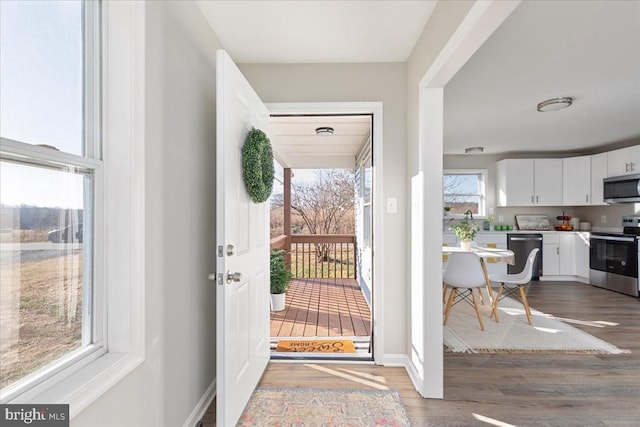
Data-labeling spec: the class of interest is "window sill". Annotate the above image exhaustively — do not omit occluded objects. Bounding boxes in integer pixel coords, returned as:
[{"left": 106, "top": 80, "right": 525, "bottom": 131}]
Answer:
[{"left": 3, "top": 351, "right": 144, "bottom": 419}]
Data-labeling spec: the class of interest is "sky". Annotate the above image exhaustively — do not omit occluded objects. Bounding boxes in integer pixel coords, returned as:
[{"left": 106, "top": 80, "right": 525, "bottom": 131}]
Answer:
[{"left": 0, "top": 0, "right": 85, "bottom": 208}]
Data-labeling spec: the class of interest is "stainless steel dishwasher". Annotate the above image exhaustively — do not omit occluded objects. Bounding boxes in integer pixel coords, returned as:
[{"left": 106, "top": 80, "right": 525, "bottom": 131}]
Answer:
[{"left": 507, "top": 234, "right": 543, "bottom": 280}]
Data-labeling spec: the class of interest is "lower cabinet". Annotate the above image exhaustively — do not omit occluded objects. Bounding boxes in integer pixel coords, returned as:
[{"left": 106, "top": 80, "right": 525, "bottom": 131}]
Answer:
[
  {"left": 575, "top": 232, "right": 590, "bottom": 280},
  {"left": 543, "top": 232, "right": 586, "bottom": 279},
  {"left": 543, "top": 233, "right": 560, "bottom": 276}
]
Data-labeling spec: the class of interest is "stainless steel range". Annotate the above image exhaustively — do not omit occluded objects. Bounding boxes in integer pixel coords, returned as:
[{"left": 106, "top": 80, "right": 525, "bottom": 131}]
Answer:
[{"left": 590, "top": 215, "right": 640, "bottom": 297}]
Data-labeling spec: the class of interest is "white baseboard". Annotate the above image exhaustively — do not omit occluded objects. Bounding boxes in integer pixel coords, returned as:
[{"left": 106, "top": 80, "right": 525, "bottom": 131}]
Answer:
[
  {"left": 403, "top": 357, "right": 423, "bottom": 397},
  {"left": 380, "top": 353, "right": 409, "bottom": 367},
  {"left": 182, "top": 379, "right": 216, "bottom": 427}
]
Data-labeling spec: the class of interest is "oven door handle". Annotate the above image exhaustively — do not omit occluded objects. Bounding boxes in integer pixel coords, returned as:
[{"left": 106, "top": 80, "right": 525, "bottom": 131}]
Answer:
[{"left": 590, "top": 235, "right": 637, "bottom": 243}]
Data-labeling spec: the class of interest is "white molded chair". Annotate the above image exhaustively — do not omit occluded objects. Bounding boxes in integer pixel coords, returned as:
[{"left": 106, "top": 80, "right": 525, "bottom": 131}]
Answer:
[
  {"left": 443, "top": 252, "right": 488, "bottom": 331},
  {"left": 490, "top": 248, "right": 539, "bottom": 325}
]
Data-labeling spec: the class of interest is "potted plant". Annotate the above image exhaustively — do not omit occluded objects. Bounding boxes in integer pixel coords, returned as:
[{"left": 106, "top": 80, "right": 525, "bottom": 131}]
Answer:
[
  {"left": 443, "top": 206, "right": 452, "bottom": 217},
  {"left": 270, "top": 250, "right": 293, "bottom": 311},
  {"left": 450, "top": 211, "right": 480, "bottom": 250}
]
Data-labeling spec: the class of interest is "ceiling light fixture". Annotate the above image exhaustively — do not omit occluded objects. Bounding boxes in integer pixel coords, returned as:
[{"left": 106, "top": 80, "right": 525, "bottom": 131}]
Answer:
[
  {"left": 315, "top": 126, "right": 334, "bottom": 136},
  {"left": 464, "top": 146, "right": 484, "bottom": 154},
  {"left": 537, "top": 97, "right": 573, "bottom": 112}
]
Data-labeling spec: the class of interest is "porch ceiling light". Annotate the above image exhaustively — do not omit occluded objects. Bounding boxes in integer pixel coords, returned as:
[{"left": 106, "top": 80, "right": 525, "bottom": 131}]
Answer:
[
  {"left": 315, "top": 126, "right": 334, "bottom": 136},
  {"left": 464, "top": 146, "right": 484, "bottom": 154},
  {"left": 537, "top": 97, "right": 573, "bottom": 112}
]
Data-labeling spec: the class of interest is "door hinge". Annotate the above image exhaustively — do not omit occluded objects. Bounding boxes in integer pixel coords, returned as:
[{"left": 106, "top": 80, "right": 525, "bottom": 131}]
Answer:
[{"left": 218, "top": 246, "right": 223, "bottom": 257}]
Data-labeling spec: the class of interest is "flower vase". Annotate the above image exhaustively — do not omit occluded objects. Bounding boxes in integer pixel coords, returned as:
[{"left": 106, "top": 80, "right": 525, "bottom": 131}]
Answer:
[{"left": 460, "top": 239, "right": 472, "bottom": 251}]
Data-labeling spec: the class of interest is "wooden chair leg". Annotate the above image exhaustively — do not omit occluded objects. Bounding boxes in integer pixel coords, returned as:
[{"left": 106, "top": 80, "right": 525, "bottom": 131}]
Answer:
[
  {"left": 444, "top": 288, "right": 457, "bottom": 325},
  {"left": 490, "top": 284, "right": 504, "bottom": 322},
  {"left": 442, "top": 283, "right": 448, "bottom": 303},
  {"left": 519, "top": 286, "right": 533, "bottom": 325},
  {"left": 470, "top": 289, "right": 485, "bottom": 331},
  {"left": 476, "top": 288, "right": 486, "bottom": 305}
]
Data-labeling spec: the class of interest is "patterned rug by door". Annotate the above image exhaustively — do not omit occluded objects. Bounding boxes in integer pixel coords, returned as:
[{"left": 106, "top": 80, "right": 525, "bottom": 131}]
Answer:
[{"left": 237, "top": 387, "right": 410, "bottom": 426}]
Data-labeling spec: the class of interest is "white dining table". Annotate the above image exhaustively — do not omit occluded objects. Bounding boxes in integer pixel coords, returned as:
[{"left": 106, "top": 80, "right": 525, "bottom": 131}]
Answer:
[{"left": 442, "top": 246, "right": 515, "bottom": 321}]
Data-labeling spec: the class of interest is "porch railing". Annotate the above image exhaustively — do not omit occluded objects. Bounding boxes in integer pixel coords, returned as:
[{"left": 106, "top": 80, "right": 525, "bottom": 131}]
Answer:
[{"left": 270, "top": 234, "right": 357, "bottom": 279}]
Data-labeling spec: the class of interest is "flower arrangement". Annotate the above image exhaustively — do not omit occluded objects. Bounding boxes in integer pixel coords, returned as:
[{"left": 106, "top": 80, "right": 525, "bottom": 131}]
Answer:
[{"left": 450, "top": 212, "right": 481, "bottom": 241}]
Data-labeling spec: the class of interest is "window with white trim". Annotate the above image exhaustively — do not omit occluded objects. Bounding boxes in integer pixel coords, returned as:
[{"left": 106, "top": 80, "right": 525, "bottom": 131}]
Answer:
[
  {"left": 443, "top": 169, "right": 487, "bottom": 216},
  {"left": 0, "top": 0, "right": 102, "bottom": 397}
]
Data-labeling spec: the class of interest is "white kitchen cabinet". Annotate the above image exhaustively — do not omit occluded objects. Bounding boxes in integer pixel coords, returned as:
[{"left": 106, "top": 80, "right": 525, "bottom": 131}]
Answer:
[
  {"left": 590, "top": 153, "right": 608, "bottom": 205},
  {"left": 575, "top": 232, "right": 590, "bottom": 280},
  {"left": 543, "top": 232, "right": 586, "bottom": 278},
  {"left": 542, "top": 233, "right": 560, "bottom": 276},
  {"left": 563, "top": 156, "right": 591, "bottom": 206},
  {"left": 497, "top": 159, "right": 563, "bottom": 206},
  {"left": 559, "top": 233, "right": 576, "bottom": 276},
  {"left": 607, "top": 145, "right": 640, "bottom": 177}
]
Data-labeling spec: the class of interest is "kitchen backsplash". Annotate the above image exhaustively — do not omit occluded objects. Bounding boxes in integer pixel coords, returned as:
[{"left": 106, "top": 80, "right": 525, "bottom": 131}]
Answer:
[{"left": 444, "top": 204, "right": 637, "bottom": 231}]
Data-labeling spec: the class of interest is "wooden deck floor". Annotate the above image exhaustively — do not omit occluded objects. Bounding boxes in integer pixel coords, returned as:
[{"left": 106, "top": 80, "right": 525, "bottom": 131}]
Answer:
[{"left": 270, "top": 277, "right": 371, "bottom": 338}]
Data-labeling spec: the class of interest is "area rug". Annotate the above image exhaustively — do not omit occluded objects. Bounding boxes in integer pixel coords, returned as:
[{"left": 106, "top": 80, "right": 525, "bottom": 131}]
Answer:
[
  {"left": 444, "top": 296, "right": 629, "bottom": 354},
  {"left": 275, "top": 339, "right": 356, "bottom": 353},
  {"left": 237, "top": 387, "right": 410, "bottom": 427}
]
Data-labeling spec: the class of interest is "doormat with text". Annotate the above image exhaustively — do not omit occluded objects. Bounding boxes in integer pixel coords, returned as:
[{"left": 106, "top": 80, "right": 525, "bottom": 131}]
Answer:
[{"left": 275, "top": 339, "right": 356, "bottom": 353}]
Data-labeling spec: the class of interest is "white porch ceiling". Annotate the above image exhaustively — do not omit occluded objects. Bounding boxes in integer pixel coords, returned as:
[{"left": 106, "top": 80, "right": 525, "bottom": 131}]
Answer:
[{"left": 270, "top": 115, "right": 371, "bottom": 169}]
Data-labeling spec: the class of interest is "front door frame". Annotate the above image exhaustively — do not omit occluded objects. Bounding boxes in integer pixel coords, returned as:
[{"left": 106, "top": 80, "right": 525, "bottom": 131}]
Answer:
[{"left": 267, "top": 101, "right": 384, "bottom": 363}]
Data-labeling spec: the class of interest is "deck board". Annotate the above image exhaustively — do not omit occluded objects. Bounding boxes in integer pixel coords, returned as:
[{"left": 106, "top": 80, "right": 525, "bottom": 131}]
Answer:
[{"left": 270, "top": 277, "right": 372, "bottom": 338}]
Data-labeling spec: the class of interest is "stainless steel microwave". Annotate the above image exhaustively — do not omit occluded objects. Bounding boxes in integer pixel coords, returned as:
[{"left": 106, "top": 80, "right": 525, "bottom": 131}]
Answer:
[{"left": 603, "top": 173, "right": 640, "bottom": 203}]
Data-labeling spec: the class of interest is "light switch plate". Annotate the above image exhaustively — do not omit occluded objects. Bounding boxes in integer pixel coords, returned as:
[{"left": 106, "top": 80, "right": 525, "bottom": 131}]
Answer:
[{"left": 386, "top": 197, "right": 397, "bottom": 214}]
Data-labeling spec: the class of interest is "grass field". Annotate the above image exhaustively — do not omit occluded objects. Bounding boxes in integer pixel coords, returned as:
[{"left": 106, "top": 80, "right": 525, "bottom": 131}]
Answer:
[
  {"left": 0, "top": 250, "right": 83, "bottom": 389},
  {"left": 289, "top": 245, "right": 355, "bottom": 279}
]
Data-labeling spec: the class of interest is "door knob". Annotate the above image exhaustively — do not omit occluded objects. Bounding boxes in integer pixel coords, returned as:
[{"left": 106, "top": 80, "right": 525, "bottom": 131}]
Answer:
[{"left": 226, "top": 271, "right": 243, "bottom": 284}]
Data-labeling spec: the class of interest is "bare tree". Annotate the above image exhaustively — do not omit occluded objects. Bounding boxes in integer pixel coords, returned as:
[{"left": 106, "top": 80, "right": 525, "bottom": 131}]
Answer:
[{"left": 291, "top": 169, "right": 355, "bottom": 261}]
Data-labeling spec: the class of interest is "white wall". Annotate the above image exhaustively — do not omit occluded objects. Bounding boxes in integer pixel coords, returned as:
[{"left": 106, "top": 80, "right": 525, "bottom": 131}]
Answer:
[
  {"left": 239, "top": 63, "right": 408, "bottom": 356},
  {"left": 72, "top": 2, "right": 220, "bottom": 425},
  {"left": 405, "top": 0, "right": 476, "bottom": 396}
]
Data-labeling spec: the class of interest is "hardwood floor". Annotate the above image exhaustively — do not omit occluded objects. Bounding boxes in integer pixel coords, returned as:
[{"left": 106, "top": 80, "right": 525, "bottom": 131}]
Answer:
[{"left": 204, "top": 281, "right": 640, "bottom": 426}]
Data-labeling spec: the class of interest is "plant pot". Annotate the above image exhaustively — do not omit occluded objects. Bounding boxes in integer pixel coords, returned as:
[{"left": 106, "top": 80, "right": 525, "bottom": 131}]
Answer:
[
  {"left": 270, "top": 293, "right": 286, "bottom": 312},
  {"left": 460, "top": 239, "right": 473, "bottom": 251}
]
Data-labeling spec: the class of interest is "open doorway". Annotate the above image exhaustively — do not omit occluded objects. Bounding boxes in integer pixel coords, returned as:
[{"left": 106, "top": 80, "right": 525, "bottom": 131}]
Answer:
[{"left": 268, "top": 114, "right": 374, "bottom": 360}]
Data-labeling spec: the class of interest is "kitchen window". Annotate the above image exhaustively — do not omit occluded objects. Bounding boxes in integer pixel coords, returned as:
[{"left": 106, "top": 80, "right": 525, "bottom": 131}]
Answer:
[{"left": 443, "top": 169, "right": 487, "bottom": 216}]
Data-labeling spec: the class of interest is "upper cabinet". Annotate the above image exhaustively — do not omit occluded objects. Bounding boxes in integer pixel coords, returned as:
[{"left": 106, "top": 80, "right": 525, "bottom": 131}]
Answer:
[
  {"left": 563, "top": 156, "right": 591, "bottom": 206},
  {"left": 562, "top": 154, "right": 607, "bottom": 206},
  {"left": 590, "top": 152, "right": 608, "bottom": 205},
  {"left": 497, "top": 159, "right": 562, "bottom": 206},
  {"left": 607, "top": 145, "right": 640, "bottom": 177}
]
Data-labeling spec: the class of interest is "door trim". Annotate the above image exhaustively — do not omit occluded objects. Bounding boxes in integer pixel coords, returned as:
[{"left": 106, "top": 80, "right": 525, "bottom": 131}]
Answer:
[{"left": 266, "top": 101, "right": 384, "bottom": 364}]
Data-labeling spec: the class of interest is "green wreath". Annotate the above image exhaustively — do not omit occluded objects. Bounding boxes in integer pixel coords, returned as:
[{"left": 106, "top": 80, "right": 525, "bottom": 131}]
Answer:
[{"left": 242, "top": 127, "right": 274, "bottom": 203}]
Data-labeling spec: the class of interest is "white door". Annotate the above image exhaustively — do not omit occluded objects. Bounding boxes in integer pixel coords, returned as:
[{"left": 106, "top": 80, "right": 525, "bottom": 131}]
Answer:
[{"left": 216, "top": 50, "right": 271, "bottom": 426}]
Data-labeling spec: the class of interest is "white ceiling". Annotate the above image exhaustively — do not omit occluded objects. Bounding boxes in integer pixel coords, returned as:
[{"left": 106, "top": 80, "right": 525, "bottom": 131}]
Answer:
[
  {"left": 197, "top": 0, "right": 640, "bottom": 158},
  {"left": 444, "top": 0, "right": 640, "bottom": 155},
  {"left": 196, "top": 0, "right": 437, "bottom": 63}
]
